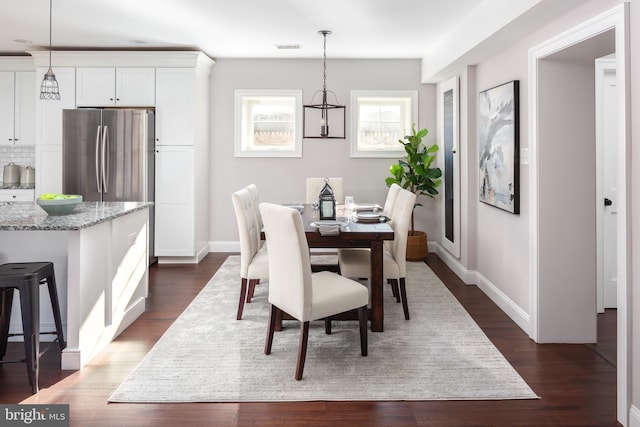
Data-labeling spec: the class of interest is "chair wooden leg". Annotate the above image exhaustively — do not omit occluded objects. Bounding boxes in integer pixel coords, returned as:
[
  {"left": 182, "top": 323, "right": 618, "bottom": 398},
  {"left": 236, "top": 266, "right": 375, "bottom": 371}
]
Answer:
[
  {"left": 358, "top": 306, "right": 368, "bottom": 357},
  {"left": 399, "top": 278, "right": 410, "bottom": 320},
  {"left": 247, "top": 279, "right": 259, "bottom": 303},
  {"left": 390, "top": 279, "right": 400, "bottom": 303},
  {"left": 265, "top": 304, "right": 278, "bottom": 355},
  {"left": 295, "top": 321, "right": 310, "bottom": 380},
  {"left": 324, "top": 318, "right": 332, "bottom": 335},
  {"left": 236, "top": 278, "right": 248, "bottom": 320}
]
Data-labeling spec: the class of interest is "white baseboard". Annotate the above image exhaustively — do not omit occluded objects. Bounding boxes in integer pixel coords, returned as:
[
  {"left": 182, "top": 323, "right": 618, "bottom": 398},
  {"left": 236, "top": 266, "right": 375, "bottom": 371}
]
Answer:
[
  {"left": 431, "top": 241, "right": 531, "bottom": 336},
  {"left": 630, "top": 404, "right": 640, "bottom": 427},
  {"left": 430, "top": 241, "right": 476, "bottom": 284},
  {"left": 156, "top": 243, "right": 210, "bottom": 264},
  {"left": 472, "top": 269, "right": 531, "bottom": 336},
  {"left": 210, "top": 241, "right": 239, "bottom": 253}
]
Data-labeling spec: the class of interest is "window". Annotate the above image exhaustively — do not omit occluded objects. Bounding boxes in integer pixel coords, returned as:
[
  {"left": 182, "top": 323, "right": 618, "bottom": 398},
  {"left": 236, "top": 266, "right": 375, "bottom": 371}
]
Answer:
[
  {"left": 350, "top": 90, "right": 418, "bottom": 158},
  {"left": 234, "top": 90, "right": 303, "bottom": 157}
]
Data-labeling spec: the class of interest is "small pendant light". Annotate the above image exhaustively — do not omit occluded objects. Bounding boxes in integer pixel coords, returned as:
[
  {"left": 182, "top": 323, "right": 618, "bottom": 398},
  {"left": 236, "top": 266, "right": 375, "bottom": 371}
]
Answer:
[{"left": 40, "top": 0, "right": 60, "bottom": 100}]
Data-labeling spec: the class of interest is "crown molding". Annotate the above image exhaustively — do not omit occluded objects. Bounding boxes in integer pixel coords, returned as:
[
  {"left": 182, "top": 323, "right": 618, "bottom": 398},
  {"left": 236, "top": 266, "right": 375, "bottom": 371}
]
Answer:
[{"left": 26, "top": 50, "right": 214, "bottom": 73}]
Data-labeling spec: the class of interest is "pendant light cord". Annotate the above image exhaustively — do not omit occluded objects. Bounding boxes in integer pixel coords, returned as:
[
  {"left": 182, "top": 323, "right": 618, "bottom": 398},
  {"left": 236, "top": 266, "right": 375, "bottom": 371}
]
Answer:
[
  {"left": 322, "top": 32, "right": 327, "bottom": 93},
  {"left": 48, "top": 0, "right": 53, "bottom": 71}
]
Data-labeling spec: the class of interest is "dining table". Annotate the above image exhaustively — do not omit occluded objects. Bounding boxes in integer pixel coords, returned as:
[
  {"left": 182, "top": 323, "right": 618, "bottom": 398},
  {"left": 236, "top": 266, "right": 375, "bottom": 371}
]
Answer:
[{"left": 282, "top": 204, "right": 394, "bottom": 332}]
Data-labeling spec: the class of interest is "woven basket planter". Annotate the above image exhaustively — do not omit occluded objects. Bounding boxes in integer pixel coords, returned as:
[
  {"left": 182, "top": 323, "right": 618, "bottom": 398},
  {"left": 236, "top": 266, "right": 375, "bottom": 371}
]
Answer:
[{"left": 406, "top": 230, "right": 428, "bottom": 261}]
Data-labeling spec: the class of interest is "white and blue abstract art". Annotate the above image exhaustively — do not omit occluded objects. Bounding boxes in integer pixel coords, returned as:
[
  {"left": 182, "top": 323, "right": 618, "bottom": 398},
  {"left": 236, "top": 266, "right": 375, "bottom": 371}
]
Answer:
[{"left": 479, "top": 80, "right": 520, "bottom": 214}]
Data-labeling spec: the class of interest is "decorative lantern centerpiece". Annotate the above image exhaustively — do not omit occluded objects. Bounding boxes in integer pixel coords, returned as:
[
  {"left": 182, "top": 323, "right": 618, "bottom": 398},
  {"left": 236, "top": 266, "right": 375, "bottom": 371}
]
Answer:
[{"left": 318, "top": 178, "right": 336, "bottom": 220}]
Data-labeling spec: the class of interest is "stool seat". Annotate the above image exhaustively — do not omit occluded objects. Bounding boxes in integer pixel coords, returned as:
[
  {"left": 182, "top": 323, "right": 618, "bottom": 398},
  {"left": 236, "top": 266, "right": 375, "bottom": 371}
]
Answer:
[{"left": 0, "top": 262, "right": 66, "bottom": 393}]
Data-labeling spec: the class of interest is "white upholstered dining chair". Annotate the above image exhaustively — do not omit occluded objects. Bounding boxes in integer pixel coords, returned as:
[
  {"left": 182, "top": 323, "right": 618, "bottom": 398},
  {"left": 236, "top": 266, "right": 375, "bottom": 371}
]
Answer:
[
  {"left": 305, "top": 177, "right": 344, "bottom": 205},
  {"left": 231, "top": 187, "right": 269, "bottom": 320},
  {"left": 383, "top": 183, "right": 403, "bottom": 219},
  {"left": 245, "top": 184, "right": 263, "bottom": 244},
  {"left": 259, "top": 202, "right": 369, "bottom": 380},
  {"left": 338, "top": 187, "right": 417, "bottom": 320}
]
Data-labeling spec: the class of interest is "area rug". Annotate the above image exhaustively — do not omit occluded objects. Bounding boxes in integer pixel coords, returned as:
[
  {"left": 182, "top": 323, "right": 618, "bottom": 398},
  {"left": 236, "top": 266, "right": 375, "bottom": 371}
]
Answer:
[{"left": 109, "top": 256, "right": 538, "bottom": 402}]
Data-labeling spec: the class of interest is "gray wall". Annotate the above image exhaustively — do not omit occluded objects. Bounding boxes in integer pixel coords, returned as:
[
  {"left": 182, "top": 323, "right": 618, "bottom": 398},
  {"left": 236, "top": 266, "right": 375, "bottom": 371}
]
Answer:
[{"left": 208, "top": 59, "right": 439, "bottom": 248}]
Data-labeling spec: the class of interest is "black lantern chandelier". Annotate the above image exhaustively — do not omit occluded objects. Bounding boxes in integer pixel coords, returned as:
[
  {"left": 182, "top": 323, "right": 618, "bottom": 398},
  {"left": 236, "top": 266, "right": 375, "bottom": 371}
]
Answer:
[
  {"left": 303, "top": 30, "right": 345, "bottom": 139},
  {"left": 40, "top": 0, "right": 60, "bottom": 100}
]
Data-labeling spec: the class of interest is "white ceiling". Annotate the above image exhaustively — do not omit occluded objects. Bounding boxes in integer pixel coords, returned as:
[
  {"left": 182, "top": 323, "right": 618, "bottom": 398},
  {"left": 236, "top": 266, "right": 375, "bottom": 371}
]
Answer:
[{"left": 0, "top": 0, "right": 486, "bottom": 60}]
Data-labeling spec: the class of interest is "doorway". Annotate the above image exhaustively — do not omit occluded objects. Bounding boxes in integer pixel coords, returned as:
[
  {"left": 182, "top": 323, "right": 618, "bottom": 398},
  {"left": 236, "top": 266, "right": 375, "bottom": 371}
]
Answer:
[
  {"left": 528, "top": 5, "right": 629, "bottom": 425},
  {"left": 596, "top": 57, "right": 618, "bottom": 314}
]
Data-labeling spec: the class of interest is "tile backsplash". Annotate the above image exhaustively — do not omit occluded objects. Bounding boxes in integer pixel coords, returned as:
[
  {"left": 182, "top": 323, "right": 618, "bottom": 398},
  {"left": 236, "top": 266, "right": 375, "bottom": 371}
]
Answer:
[{"left": 0, "top": 145, "right": 36, "bottom": 183}]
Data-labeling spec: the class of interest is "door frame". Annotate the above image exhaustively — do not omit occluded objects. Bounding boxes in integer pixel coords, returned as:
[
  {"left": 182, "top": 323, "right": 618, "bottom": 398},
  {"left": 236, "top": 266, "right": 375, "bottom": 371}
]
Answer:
[
  {"left": 528, "top": 4, "right": 629, "bottom": 425},
  {"left": 438, "top": 76, "right": 460, "bottom": 258}
]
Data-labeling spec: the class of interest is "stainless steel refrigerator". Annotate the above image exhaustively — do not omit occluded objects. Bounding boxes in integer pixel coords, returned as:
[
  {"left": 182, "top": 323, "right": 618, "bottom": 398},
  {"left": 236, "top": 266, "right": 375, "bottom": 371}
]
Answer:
[{"left": 62, "top": 108, "right": 156, "bottom": 263}]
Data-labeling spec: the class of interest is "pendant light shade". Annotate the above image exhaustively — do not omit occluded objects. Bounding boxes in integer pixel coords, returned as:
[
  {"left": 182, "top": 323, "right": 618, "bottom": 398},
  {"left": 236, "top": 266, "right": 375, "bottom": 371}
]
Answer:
[
  {"left": 40, "top": 0, "right": 60, "bottom": 100},
  {"left": 303, "top": 30, "right": 345, "bottom": 139}
]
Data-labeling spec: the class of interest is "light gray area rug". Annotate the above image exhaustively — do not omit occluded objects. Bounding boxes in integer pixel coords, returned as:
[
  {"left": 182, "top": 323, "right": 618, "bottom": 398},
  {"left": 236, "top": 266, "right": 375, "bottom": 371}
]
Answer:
[{"left": 109, "top": 256, "right": 538, "bottom": 403}]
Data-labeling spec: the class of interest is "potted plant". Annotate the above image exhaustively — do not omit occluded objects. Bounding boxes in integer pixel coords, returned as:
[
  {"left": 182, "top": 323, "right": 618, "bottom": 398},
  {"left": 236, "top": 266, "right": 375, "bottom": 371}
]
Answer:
[{"left": 385, "top": 124, "right": 442, "bottom": 260}]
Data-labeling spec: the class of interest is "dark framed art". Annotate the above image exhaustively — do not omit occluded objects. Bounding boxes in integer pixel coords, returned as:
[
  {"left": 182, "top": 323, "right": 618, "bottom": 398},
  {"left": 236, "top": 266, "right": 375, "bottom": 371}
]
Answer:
[{"left": 478, "top": 80, "right": 520, "bottom": 214}]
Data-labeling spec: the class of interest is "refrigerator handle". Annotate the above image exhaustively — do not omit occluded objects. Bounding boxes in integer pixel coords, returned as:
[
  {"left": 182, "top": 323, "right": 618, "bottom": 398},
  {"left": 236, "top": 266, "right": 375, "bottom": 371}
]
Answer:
[
  {"left": 95, "top": 125, "right": 102, "bottom": 193},
  {"left": 102, "top": 125, "right": 109, "bottom": 194}
]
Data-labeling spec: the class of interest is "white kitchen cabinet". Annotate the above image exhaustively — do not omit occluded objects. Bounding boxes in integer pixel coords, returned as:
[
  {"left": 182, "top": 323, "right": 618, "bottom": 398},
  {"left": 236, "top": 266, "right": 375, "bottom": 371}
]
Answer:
[
  {"left": 154, "top": 61, "right": 212, "bottom": 262},
  {"left": 35, "top": 145, "right": 63, "bottom": 195},
  {"left": 0, "top": 189, "right": 35, "bottom": 202},
  {"left": 76, "top": 67, "right": 155, "bottom": 107},
  {"left": 28, "top": 51, "right": 213, "bottom": 262},
  {"left": 155, "top": 68, "right": 195, "bottom": 146},
  {"left": 0, "top": 71, "right": 35, "bottom": 146},
  {"left": 154, "top": 145, "right": 195, "bottom": 257}
]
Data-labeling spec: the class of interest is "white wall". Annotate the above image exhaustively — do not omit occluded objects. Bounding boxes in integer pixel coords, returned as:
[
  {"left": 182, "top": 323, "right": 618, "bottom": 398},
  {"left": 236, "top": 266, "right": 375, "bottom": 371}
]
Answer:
[{"left": 208, "top": 59, "right": 439, "bottom": 248}]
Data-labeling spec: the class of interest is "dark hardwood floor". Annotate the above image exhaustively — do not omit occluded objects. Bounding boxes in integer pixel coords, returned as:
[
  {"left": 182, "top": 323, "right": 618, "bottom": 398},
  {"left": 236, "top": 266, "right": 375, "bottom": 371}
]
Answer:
[{"left": 0, "top": 253, "right": 618, "bottom": 426}]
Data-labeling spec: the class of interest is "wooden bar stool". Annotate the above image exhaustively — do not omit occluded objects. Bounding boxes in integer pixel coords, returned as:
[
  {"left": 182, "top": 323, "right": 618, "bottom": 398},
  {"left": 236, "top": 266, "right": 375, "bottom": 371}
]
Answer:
[{"left": 0, "top": 262, "right": 66, "bottom": 393}]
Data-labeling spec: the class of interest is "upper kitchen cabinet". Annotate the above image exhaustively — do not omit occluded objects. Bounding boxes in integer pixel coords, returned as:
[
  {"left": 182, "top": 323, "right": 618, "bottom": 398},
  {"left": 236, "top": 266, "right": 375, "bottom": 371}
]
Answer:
[
  {"left": 76, "top": 67, "right": 155, "bottom": 107},
  {"left": 0, "top": 70, "right": 35, "bottom": 146},
  {"left": 155, "top": 68, "right": 196, "bottom": 146}
]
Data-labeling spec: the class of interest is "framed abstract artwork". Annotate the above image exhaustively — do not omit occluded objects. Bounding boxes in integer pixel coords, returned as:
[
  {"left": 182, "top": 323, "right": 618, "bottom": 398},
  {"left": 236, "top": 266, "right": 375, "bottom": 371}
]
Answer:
[{"left": 478, "top": 80, "right": 520, "bottom": 214}]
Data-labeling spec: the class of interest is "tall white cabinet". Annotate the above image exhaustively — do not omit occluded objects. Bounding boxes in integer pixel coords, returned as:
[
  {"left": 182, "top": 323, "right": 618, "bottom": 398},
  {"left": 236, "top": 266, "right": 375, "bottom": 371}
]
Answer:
[
  {"left": 30, "top": 51, "right": 214, "bottom": 263},
  {"left": 154, "top": 65, "right": 211, "bottom": 261}
]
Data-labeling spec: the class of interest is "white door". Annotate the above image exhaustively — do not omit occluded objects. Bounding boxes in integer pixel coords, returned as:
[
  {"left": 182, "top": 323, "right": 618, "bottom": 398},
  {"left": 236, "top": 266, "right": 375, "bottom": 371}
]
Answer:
[{"left": 595, "top": 58, "right": 617, "bottom": 311}]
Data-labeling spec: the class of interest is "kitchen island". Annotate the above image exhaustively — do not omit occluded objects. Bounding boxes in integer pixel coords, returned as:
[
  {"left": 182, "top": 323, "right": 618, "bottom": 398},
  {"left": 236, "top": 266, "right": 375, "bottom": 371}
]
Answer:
[{"left": 0, "top": 201, "right": 152, "bottom": 369}]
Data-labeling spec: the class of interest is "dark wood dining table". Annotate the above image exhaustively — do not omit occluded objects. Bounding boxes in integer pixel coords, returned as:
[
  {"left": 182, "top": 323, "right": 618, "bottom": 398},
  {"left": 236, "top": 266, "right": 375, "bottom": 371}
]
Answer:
[{"left": 299, "top": 205, "right": 394, "bottom": 332}]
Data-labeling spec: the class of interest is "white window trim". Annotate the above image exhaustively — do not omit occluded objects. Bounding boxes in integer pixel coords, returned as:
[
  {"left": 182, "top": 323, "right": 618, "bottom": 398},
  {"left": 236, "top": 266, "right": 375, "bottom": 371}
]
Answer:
[
  {"left": 350, "top": 90, "right": 418, "bottom": 158},
  {"left": 234, "top": 89, "right": 303, "bottom": 158}
]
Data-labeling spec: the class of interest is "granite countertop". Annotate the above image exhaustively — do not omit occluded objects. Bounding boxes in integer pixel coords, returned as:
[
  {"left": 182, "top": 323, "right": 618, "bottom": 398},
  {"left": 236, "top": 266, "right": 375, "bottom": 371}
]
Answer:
[{"left": 0, "top": 201, "right": 153, "bottom": 231}]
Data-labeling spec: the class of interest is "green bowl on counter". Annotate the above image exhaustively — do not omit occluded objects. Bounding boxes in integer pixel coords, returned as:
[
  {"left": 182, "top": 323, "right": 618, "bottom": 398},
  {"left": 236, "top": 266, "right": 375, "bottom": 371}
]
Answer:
[{"left": 37, "top": 195, "right": 83, "bottom": 216}]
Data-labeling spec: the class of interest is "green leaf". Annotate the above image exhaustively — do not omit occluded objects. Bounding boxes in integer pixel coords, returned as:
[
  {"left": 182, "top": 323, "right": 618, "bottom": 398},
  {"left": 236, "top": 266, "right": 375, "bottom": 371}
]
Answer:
[{"left": 385, "top": 124, "right": 441, "bottom": 232}]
